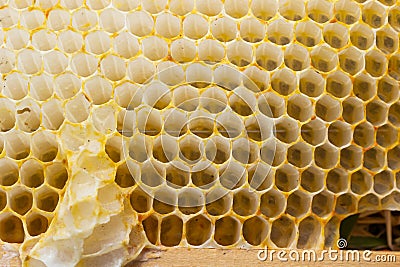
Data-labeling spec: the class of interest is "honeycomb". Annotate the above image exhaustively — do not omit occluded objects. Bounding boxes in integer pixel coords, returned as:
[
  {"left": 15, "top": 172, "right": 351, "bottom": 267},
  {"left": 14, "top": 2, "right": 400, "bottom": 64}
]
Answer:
[{"left": 0, "top": 0, "right": 399, "bottom": 266}]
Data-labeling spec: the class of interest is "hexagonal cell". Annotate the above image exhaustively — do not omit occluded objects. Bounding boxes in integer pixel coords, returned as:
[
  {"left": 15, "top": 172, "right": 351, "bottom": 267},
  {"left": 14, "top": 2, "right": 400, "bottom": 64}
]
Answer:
[
  {"left": 389, "top": 6, "right": 400, "bottom": 31},
  {"left": 248, "top": 162, "right": 273, "bottom": 191},
  {"left": 42, "top": 99, "right": 64, "bottom": 131},
  {"left": 198, "top": 39, "right": 225, "bottom": 63},
  {"left": 178, "top": 188, "right": 204, "bottom": 215},
  {"left": 35, "top": 186, "right": 59, "bottom": 213},
  {"left": 307, "top": 0, "right": 333, "bottom": 23},
  {"left": 271, "top": 68, "right": 297, "bottom": 96},
  {"left": 315, "top": 95, "right": 341, "bottom": 122},
  {"left": 326, "top": 71, "right": 352, "bottom": 98},
  {"left": 205, "top": 136, "right": 230, "bottom": 165},
  {"left": 299, "top": 69, "right": 325, "bottom": 98},
  {"left": 240, "top": 17, "right": 266, "bottom": 43},
  {"left": 129, "top": 187, "right": 151, "bottom": 213},
  {"left": 170, "top": 39, "right": 196, "bottom": 63},
  {"left": 242, "top": 66, "right": 270, "bottom": 92},
  {"left": 153, "top": 135, "right": 178, "bottom": 163},
  {"left": 274, "top": 116, "right": 299, "bottom": 144},
  {"left": 377, "top": 124, "right": 398, "bottom": 148},
  {"left": 200, "top": 87, "right": 228, "bottom": 114},
  {"left": 157, "top": 61, "right": 184, "bottom": 87},
  {"left": 0, "top": 190, "right": 6, "bottom": 212},
  {"left": 142, "top": 82, "right": 171, "bottom": 110},
  {"left": 20, "top": 159, "right": 44, "bottom": 188},
  {"left": 314, "top": 143, "right": 339, "bottom": 169},
  {"left": 267, "top": 19, "right": 293, "bottom": 45},
  {"left": 351, "top": 169, "right": 373, "bottom": 195},
  {"left": 286, "top": 190, "right": 311, "bottom": 218},
  {"left": 243, "top": 216, "right": 269, "bottom": 246},
  {"left": 142, "top": 215, "right": 158, "bottom": 245},
  {"left": 312, "top": 191, "right": 334, "bottom": 217},
  {"left": 45, "top": 163, "right": 68, "bottom": 190},
  {"left": 191, "top": 161, "right": 217, "bottom": 189},
  {"left": 324, "top": 216, "right": 340, "bottom": 248},
  {"left": 210, "top": 17, "right": 237, "bottom": 42},
  {"left": 255, "top": 42, "right": 283, "bottom": 71},
  {"left": 287, "top": 142, "right": 312, "bottom": 168},
  {"left": 166, "top": 161, "right": 190, "bottom": 189},
  {"left": 287, "top": 94, "right": 313, "bottom": 122},
  {"left": 127, "top": 57, "right": 155, "bottom": 84},
  {"left": 312, "top": 46, "right": 339, "bottom": 75},
  {"left": 26, "top": 212, "right": 49, "bottom": 237},
  {"left": 160, "top": 215, "right": 183, "bottom": 247},
  {"left": 378, "top": 76, "right": 399, "bottom": 104},
  {"left": 16, "top": 99, "right": 41, "bottom": 133},
  {"left": 388, "top": 54, "right": 400, "bottom": 81},
  {"left": 374, "top": 170, "right": 394, "bottom": 195},
  {"left": 342, "top": 97, "right": 365, "bottom": 124},
  {"left": 233, "top": 189, "right": 258, "bottom": 217},
  {"left": 178, "top": 135, "right": 203, "bottom": 164},
  {"left": 140, "top": 160, "right": 164, "bottom": 187},
  {"left": 362, "top": 1, "right": 386, "bottom": 28},
  {"left": 335, "top": 193, "right": 357, "bottom": 215},
  {"left": 153, "top": 188, "right": 177, "bottom": 215},
  {"left": 259, "top": 190, "right": 285, "bottom": 218},
  {"left": 206, "top": 188, "right": 232, "bottom": 216},
  {"left": 328, "top": 121, "right": 352, "bottom": 148},
  {"left": 137, "top": 107, "right": 162, "bottom": 136},
  {"left": 219, "top": 161, "right": 246, "bottom": 190},
  {"left": 364, "top": 147, "right": 385, "bottom": 172},
  {"left": 142, "top": 36, "right": 168, "bottom": 61},
  {"left": 258, "top": 92, "right": 285, "bottom": 118},
  {"left": 275, "top": 164, "right": 299, "bottom": 192},
  {"left": 232, "top": 138, "right": 258, "bottom": 164},
  {"left": 0, "top": 213, "right": 25, "bottom": 243},
  {"left": 326, "top": 168, "right": 349, "bottom": 194},
  {"left": 301, "top": 119, "right": 326, "bottom": 146},
  {"left": 188, "top": 111, "right": 214, "bottom": 139},
  {"left": 350, "top": 22, "right": 374, "bottom": 50},
  {"left": 163, "top": 109, "right": 188, "bottom": 138},
  {"left": 229, "top": 86, "right": 256, "bottom": 116},
  {"left": 270, "top": 216, "right": 295, "bottom": 248},
  {"left": 216, "top": 111, "right": 244, "bottom": 139},
  {"left": 284, "top": 44, "right": 310, "bottom": 71},
  {"left": 353, "top": 122, "right": 375, "bottom": 148},
  {"left": 389, "top": 101, "right": 400, "bottom": 126},
  {"left": 279, "top": 0, "right": 305, "bottom": 21},
  {"left": 0, "top": 158, "right": 18, "bottom": 186},
  {"left": 9, "top": 187, "right": 33, "bottom": 215},
  {"left": 358, "top": 193, "right": 379, "bottom": 212},
  {"left": 340, "top": 145, "right": 363, "bottom": 171},
  {"left": 339, "top": 47, "right": 364, "bottom": 75},
  {"left": 297, "top": 216, "right": 322, "bottom": 249},
  {"left": 366, "top": 99, "right": 388, "bottom": 126},
  {"left": 295, "top": 20, "right": 321, "bottom": 47},
  {"left": 65, "top": 94, "right": 90, "bottom": 123},
  {"left": 173, "top": 85, "right": 199, "bottom": 112},
  {"left": 245, "top": 114, "right": 273, "bottom": 142},
  {"left": 186, "top": 215, "right": 212, "bottom": 246},
  {"left": 301, "top": 166, "right": 324, "bottom": 193},
  {"left": 365, "top": 50, "right": 388, "bottom": 78},
  {"left": 214, "top": 216, "right": 240, "bottom": 246},
  {"left": 260, "top": 138, "right": 287, "bottom": 167},
  {"left": 0, "top": 99, "right": 16, "bottom": 132},
  {"left": 382, "top": 192, "right": 400, "bottom": 210},
  {"left": 323, "top": 23, "right": 349, "bottom": 49},
  {"left": 183, "top": 14, "right": 208, "bottom": 40},
  {"left": 227, "top": 41, "right": 253, "bottom": 67}
]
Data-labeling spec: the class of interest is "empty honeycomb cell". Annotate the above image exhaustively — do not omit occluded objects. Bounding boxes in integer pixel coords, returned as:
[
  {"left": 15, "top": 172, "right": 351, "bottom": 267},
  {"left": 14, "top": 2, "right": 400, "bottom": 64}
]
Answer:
[
  {"left": 118, "top": 107, "right": 136, "bottom": 135},
  {"left": 157, "top": 61, "right": 185, "bottom": 86},
  {"left": 388, "top": 101, "right": 400, "bottom": 126},
  {"left": 169, "top": 0, "right": 194, "bottom": 15},
  {"left": 287, "top": 94, "right": 313, "bottom": 122},
  {"left": 206, "top": 188, "right": 232, "bottom": 216},
  {"left": 0, "top": 99, "right": 16, "bottom": 132},
  {"left": 183, "top": 14, "right": 208, "bottom": 40},
  {"left": 114, "top": 83, "right": 142, "bottom": 109},
  {"left": 31, "top": 131, "right": 58, "bottom": 162},
  {"left": 205, "top": 136, "right": 230, "bottom": 165},
  {"left": 71, "top": 53, "right": 98, "bottom": 77},
  {"left": 353, "top": 122, "right": 375, "bottom": 148},
  {"left": 358, "top": 193, "right": 380, "bottom": 212},
  {"left": 5, "top": 131, "right": 30, "bottom": 160},
  {"left": 376, "top": 27, "right": 399, "bottom": 54},
  {"left": 115, "top": 162, "right": 137, "bottom": 188},
  {"left": 6, "top": 28, "right": 29, "bottom": 50},
  {"left": 0, "top": 8, "right": 18, "bottom": 28},
  {"left": 26, "top": 212, "right": 48, "bottom": 237},
  {"left": 35, "top": 186, "right": 59, "bottom": 213},
  {"left": 232, "top": 189, "right": 258, "bottom": 216},
  {"left": 20, "top": 159, "right": 44, "bottom": 188},
  {"left": 29, "top": 74, "right": 53, "bottom": 101},
  {"left": 0, "top": 158, "right": 18, "bottom": 186},
  {"left": 171, "top": 39, "right": 196, "bottom": 63},
  {"left": 130, "top": 188, "right": 151, "bottom": 213},
  {"left": 214, "top": 65, "right": 242, "bottom": 90},
  {"left": 274, "top": 116, "right": 299, "bottom": 144},
  {"left": 295, "top": 21, "right": 321, "bottom": 47},
  {"left": 92, "top": 105, "right": 117, "bottom": 134},
  {"left": 382, "top": 192, "right": 400, "bottom": 209},
  {"left": 0, "top": 190, "right": 5, "bottom": 211},
  {"left": 113, "top": 33, "right": 139, "bottom": 59},
  {"left": 270, "top": 216, "right": 295, "bottom": 248},
  {"left": 287, "top": 142, "right": 312, "bottom": 168},
  {"left": 362, "top": 1, "right": 386, "bottom": 29},
  {"left": 160, "top": 215, "right": 183, "bottom": 247},
  {"left": 245, "top": 114, "right": 273, "bottom": 142},
  {"left": 251, "top": 0, "right": 277, "bottom": 21},
  {"left": 260, "top": 189, "right": 285, "bottom": 218},
  {"left": 153, "top": 188, "right": 177, "bottom": 214},
  {"left": 284, "top": 44, "right": 310, "bottom": 71},
  {"left": 374, "top": 170, "right": 394, "bottom": 195},
  {"left": 153, "top": 135, "right": 179, "bottom": 163},
  {"left": 9, "top": 0, "right": 32, "bottom": 9},
  {"left": 365, "top": 50, "right": 388, "bottom": 78},
  {"left": 299, "top": 70, "right": 325, "bottom": 98},
  {"left": 247, "top": 162, "right": 273, "bottom": 191},
  {"left": 240, "top": 17, "right": 266, "bottom": 43},
  {"left": 323, "top": 23, "right": 349, "bottom": 49},
  {"left": 315, "top": 95, "right": 341, "bottom": 122},
  {"left": 377, "top": 124, "right": 398, "bottom": 148},
  {"left": 312, "top": 191, "right": 334, "bottom": 217},
  {"left": 297, "top": 216, "right": 321, "bottom": 249},
  {"left": 301, "top": 166, "right": 324, "bottom": 192},
  {"left": 340, "top": 145, "right": 363, "bottom": 171},
  {"left": 211, "top": 17, "right": 237, "bottom": 42},
  {"left": 197, "top": 0, "right": 223, "bottom": 16},
  {"left": 142, "top": 0, "right": 167, "bottom": 14},
  {"left": 271, "top": 68, "right": 297, "bottom": 96},
  {"left": 0, "top": 214, "right": 25, "bottom": 243},
  {"left": 267, "top": 19, "right": 293, "bottom": 46},
  {"left": 45, "top": 163, "right": 68, "bottom": 190},
  {"left": 65, "top": 94, "right": 91, "bottom": 123},
  {"left": 378, "top": 76, "right": 399, "bottom": 104},
  {"left": 260, "top": 138, "right": 286, "bottom": 167},
  {"left": 350, "top": 23, "right": 375, "bottom": 50},
  {"left": 54, "top": 73, "right": 81, "bottom": 100},
  {"left": 178, "top": 188, "right": 204, "bottom": 215},
  {"left": 104, "top": 136, "right": 123, "bottom": 163},
  {"left": 127, "top": 57, "right": 156, "bottom": 84},
  {"left": 219, "top": 161, "right": 246, "bottom": 190},
  {"left": 366, "top": 99, "right": 388, "bottom": 126},
  {"left": 143, "top": 82, "right": 171, "bottom": 110},
  {"left": 335, "top": 193, "right": 357, "bottom": 214},
  {"left": 137, "top": 107, "right": 162, "bottom": 136},
  {"left": 256, "top": 41, "right": 285, "bottom": 70},
  {"left": 166, "top": 161, "right": 190, "bottom": 188},
  {"left": 364, "top": 147, "right": 385, "bottom": 172},
  {"left": 127, "top": 11, "right": 154, "bottom": 37},
  {"left": 99, "top": 8, "right": 124, "bottom": 33},
  {"left": 142, "top": 215, "right": 159, "bottom": 245},
  {"left": 47, "top": 9, "right": 70, "bottom": 31},
  {"left": 351, "top": 169, "right": 373, "bottom": 195},
  {"left": 198, "top": 39, "right": 225, "bottom": 63},
  {"left": 342, "top": 97, "right": 365, "bottom": 124},
  {"left": 310, "top": 45, "right": 338, "bottom": 73},
  {"left": 275, "top": 164, "right": 299, "bottom": 192},
  {"left": 389, "top": 54, "right": 400, "bottom": 80},
  {"left": 242, "top": 66, "right": 270, "bottom": 92},
  {"left": 339, "top": 47, "right": 364, "bottom": 76},
  {"left": 229, "top": 86, "right": 256, "bottom": 116},
  {"left": 16, "top": 99, "right": 41, "bottom": 133},
  {"left": 3, "top": 72, "right": 29, "bottom": 101},
  {"left": 314, "top": 143, "right": 339, "bottom": 169},
  {"left": 72, "top": 8, "right": 98, "bottom": 31},
  {"left": 326, "top": 71, "right": 352, "bottom": 98},
  {"left": 85, "top": 31, "right": 111, "bottom": 55},
  {"left": 225, "top": 0, "right": 249, "bottom": 19},
  {"left": 216, "top": 111, "right": 243, "bottom": 139},
  {"left": 188, "top": 111, "right": 214, "bottom": 139},
  {"left": 20, "top": 9, "right": 45, "bottom": 30},
  {"left": 163, "top": 109, "right": 188, "bottom": 137},
  {"left": 140, "top": 160, "right": 164, "bottom": 187},
  {"left": 214, "top": 216, "right": 240, "bottom": 246},
  {"left": 186, "top": 63, "right": 213, "bottom": 88},
  {"left": 43, "top": 51, "right": 68, "bottom": 75},
  {"left": 258, "top": 92, "right": 285, "bottom": 118},
  {"left": 9, "top": 186, "right": 33, "bottom": 215},
  {"left": 389, "top": 6, "right": 400, "bottom": 31},
  {"left": 326, "top": 168, "right": 348, "bottom": 193},
  {"left": 307, "top": 0, "right": 333, "bottom": 23},
  {"left": 243, "top": 216, "right": 269, "bottom": 246},
  {"left": 99, "top": 55, "right": 126, "bottom": 82},
  {"left": 142, "top": 36, "right": 169, "bottom": 61},
  {"left": 0, "top": 48, "right": 16, "bottom": 74},
  {"left": 227, "top": 41, "right": 253, "bottom": 67},
  {"left": 191, "top": 161, "right": 218, "bottom": 189},
  {"left": 279, "top": 0, "right": 305, "bottom": 21},
  {"left": 328, "top": 121, "right": 352, "bottom": 148},
  {"left": 186, "top": 215, "right": 212, "bottom": 246},
  {"left": 17, "top": 49, "right": 42, "bottom": 75},
  {"left": 178, "top": 135, "right": 203, "bottom": 164},
  {"left": 286, "top": 190, "right": 311, "bottom": 218}
]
